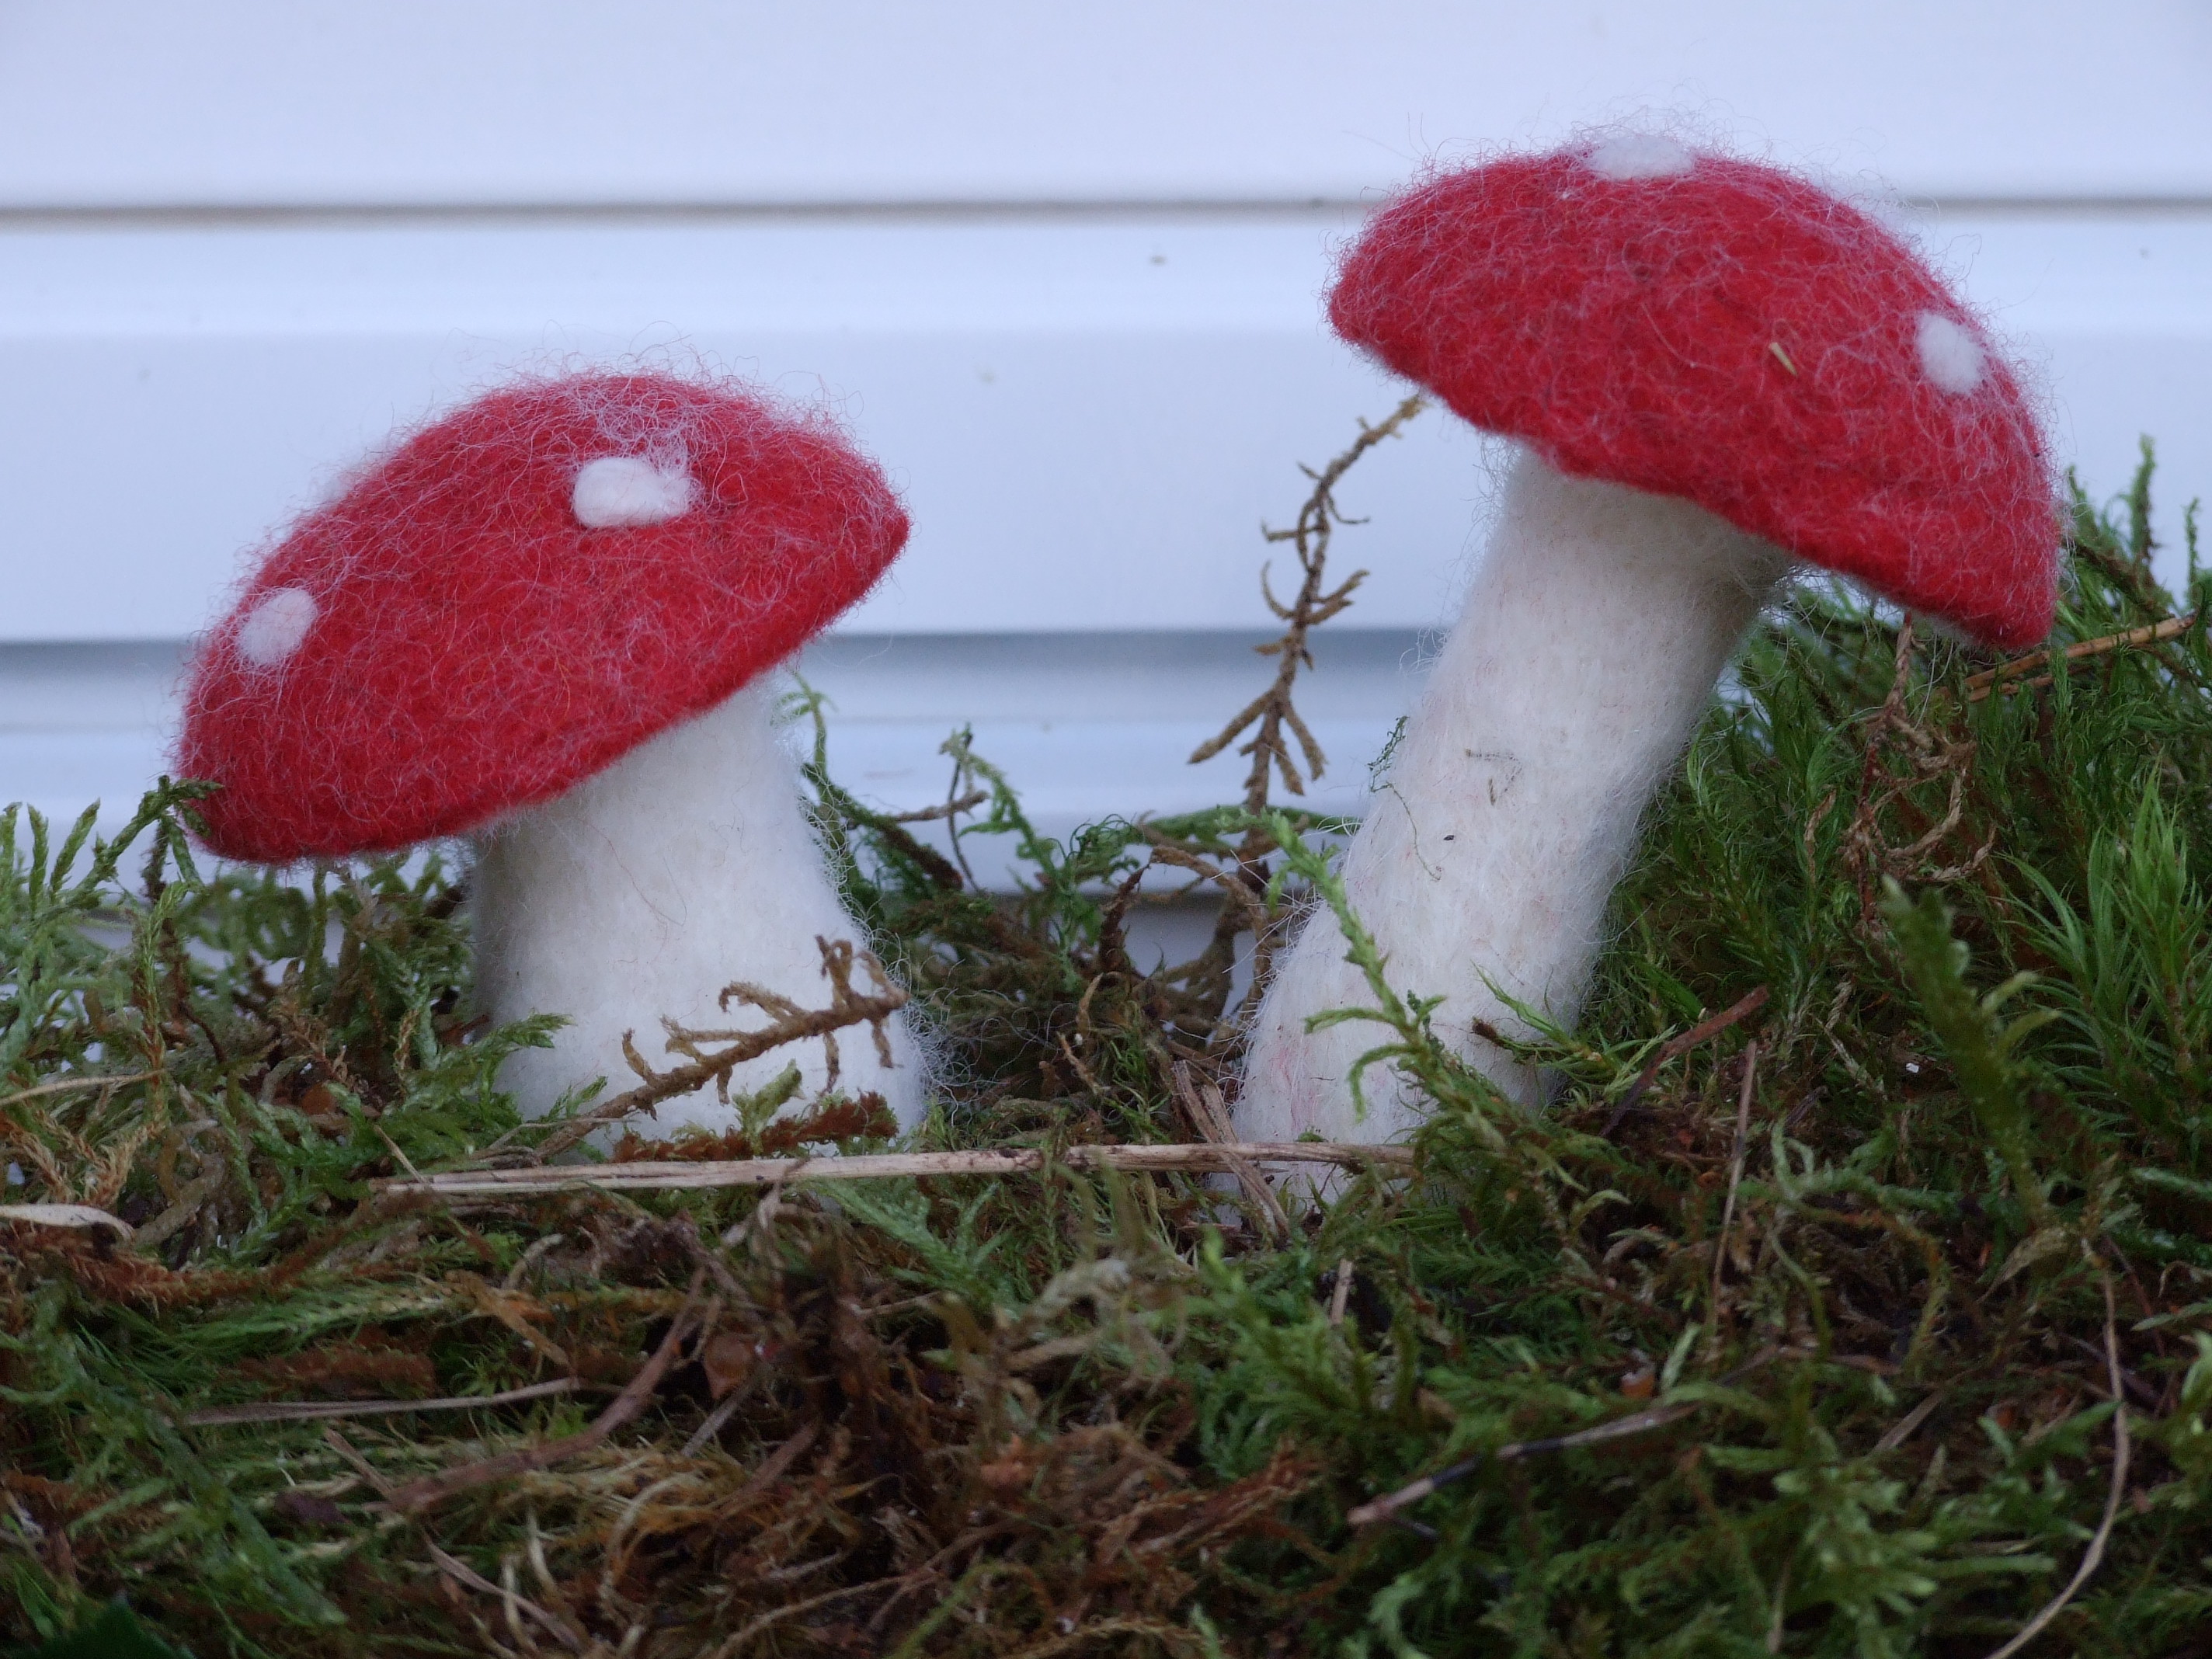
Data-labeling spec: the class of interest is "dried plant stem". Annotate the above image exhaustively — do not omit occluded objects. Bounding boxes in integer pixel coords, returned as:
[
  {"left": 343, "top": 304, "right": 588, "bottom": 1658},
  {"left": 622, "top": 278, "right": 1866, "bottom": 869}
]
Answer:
[
  {"left": 382, "top": 1141, "right": 1415, "bottom": 1198},
  {"left": 1191, "top": 394, "right": 1427, "bottom": 814},
  {"left": 1327, "top": 1260, "right": 1355, "bottom": 1326},
  {"left": 1601, "top": 986, "right": 1769, "bottom": 1136},
  {"left": 1707, "top": 1039, "right": 1759, "bottom": 1352},
  {"left": 885, "top": 789, "right": 990, "bottom": 824},
  {"left": 1172, "top": 1061, "right": 1290, "bottom": 1240},
  {"left": 512, "top": 939, "right": 907, "bottom": 1162},
  {"left": 0, "top": 1203, "right": 132, "bottom": 1236},
  {"left": 1173, "top": 397, "right": 1425, "bottom": 1030},
  {"left": 1872, "top": 1390, "right": 1946, "bottom": 1454},
  {"left": 680, "top": 1382, "right": 766, "bottom": 1459},
  {"left": 1346, "top": 1349, "right": 1780, "bottom": 1528},
  {"left": 1979, "top": 1270, "right": 2130, "bottom": 1659},
  {"left": 381, "top": 1285, "right": 709, "bottom": 1514},
  {"left": 428, "top": 1542, "right": 588, "bottom": 1655},
  {"left": 185, "top": 1377, "right": 580, "bottom": 1428},
  {"left": 1347, "top": 1402, "right": 1705, "bottom": 1529},
  {"left": 1964, "top": 614, "right": 2196, "bottom": 701},
  {"left": 1838, "top": 614, "right": 1997, "bottom": 920},
  {"left": 0, "top": 1071, "right": 159, "bottom": 1109}
]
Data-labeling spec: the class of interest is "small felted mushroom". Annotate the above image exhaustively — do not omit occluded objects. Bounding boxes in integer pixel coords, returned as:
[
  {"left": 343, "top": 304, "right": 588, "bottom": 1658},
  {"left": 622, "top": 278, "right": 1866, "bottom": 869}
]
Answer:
[
  {"left": 178, "top": 372, "right": 925, "bottom": 1131},
  {"left": 1238, "top": 137, "right": 2058, "bottom": 1146}
]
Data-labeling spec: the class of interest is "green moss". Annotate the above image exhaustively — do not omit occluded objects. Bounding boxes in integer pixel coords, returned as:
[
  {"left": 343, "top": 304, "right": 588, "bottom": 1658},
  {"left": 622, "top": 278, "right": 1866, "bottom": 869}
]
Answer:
[{"left": 4, "top": 440, "right": 2211, "bottom": 1656}]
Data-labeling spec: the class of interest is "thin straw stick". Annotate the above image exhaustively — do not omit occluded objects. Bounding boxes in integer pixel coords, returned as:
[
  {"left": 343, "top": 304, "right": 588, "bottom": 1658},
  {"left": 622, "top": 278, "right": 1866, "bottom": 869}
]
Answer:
[{"left": 380, "top": 1142, "right": 1414, "bottom": 1198}]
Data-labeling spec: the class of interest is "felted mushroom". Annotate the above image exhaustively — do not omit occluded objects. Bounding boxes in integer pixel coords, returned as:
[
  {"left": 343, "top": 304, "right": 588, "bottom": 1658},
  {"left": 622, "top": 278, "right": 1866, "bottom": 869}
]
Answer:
[
  {"left": 1237, "top": 136, "right": 2058, "bottom": 1146},
  {"left": 177, "top": 371, "right": 926, "bottom": 1131}
]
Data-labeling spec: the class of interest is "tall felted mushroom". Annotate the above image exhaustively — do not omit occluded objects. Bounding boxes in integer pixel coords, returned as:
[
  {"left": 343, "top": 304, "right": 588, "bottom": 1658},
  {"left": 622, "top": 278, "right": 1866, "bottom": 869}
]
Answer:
[
  {"left": 1237, "top": 137, "right": 2058, "bottom": 1146},
  {"left": 177, "top": 372, "right": 927, "bottom": 1131}
]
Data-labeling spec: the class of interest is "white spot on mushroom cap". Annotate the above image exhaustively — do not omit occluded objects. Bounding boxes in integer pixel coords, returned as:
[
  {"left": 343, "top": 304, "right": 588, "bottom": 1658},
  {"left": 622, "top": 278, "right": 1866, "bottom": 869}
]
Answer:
[
  {"left": 1583, "top": 134, "right": 1697, "bottom": 182},
  {"left": 572, "top": 456, "right": 696, "bottom": 528},
  {"left": 1916, "top": 311, "right": 1987, "bottom": 395},
  {"left": 235, "top": 587, "right": 317, "bottom": 668}
]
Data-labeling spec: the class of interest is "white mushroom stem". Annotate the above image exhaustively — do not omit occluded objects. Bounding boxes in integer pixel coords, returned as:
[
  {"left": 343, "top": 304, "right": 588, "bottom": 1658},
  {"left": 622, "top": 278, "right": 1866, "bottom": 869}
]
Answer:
[
  {"left": 471, "top": 682, "right": 924, "bottom": 1132},
  {"left": 1236, "top": 451, "right": 1789, "bottom": 1145}
]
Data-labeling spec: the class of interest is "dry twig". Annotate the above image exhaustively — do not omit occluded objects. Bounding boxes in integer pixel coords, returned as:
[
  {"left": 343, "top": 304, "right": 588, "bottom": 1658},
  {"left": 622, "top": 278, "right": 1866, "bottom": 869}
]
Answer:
[
  {"left": 1190, "top": 395, "right": 1427, "bottom": 809},
  {"left": 1707, "top": 1039, "right": 1759, "bottom": 1351},
  {"left": 381, "top": 1283, "right": 710, "bottom": 1514},
  {"left": 1964, "top": 614, "right": 2196, "bottom": 701},
  {"left": 1173, "top": 397, "right": 1426, "bottom": 1026},
  {"left": 0, "top": 1203, "right": 131, "bottom": 1236},
  {"left": 1172, "top": 1061, "right": 1290, "bottom": 1241},
  {"left": 1872, "top": 1391, "right": 1946, "bottom": 1454},
  {"left": 384, "top": 1141, "right": 1415, "bottom": 1198},
  {"left": 186, "top": 1377, "right": 579, "bottom": 1428},
  {"left": 1980, "top": 1270, "right": 2131, "bottom": 1659},
  {"left": 1346, "top": 1349, "right": 1779, "bottom": 1529},
  {"left": 884, "top": 789, "right": 991, "bottom": 824},
  {"left": 1838, "top": 617, "right": 1995, "bottom": 923},
  {"left": 427, "top": 1542, "right": 589, "bottom": 1655},
  {"left": 1601, "top": 986, "right": 1770, "bottom": 1137},
  {"left": 0, "top": 1072, "right": 160, "bottom": 1110},
  {"left": 1347, "top": 1402, "right": 1706, "bottom": 1529},
  {"left": 516, "top": 939, "right": 907, "bottom": 1162}
]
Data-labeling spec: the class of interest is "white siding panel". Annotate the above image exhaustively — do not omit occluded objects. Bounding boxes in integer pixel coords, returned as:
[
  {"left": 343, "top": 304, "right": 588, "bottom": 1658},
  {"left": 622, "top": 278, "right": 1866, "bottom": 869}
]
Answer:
[
  {"left": 1, "top": 2, "right": 2208, "bottom": 205},
  {"left": 0, "top": 631, "right": 1425, "bottom": 889},
  {"left": 0, "top": 210, "right": 1477, "bottom": 640},
  {"left": 4, "top": 210, "right": 2211, "bottom": 644},
  {"left": 5, "top": 2, "right": 2209, "bottom": 863}
]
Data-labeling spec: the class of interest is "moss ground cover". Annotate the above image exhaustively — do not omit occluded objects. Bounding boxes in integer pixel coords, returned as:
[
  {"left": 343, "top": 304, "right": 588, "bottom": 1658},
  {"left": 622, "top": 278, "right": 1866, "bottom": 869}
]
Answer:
[{"left": 5, "top": 426, "right": 2212, "bottom": 1656}]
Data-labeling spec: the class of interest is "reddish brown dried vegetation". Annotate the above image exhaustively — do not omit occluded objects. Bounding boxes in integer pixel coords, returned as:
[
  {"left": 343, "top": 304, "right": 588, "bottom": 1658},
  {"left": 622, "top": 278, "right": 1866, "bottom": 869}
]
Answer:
[
  {"left": 610, "top": 1092, "right": 899, "bottom": 1163},
  {"left": 231, "top": 1330, "right": 437, "bottom": 1401}
]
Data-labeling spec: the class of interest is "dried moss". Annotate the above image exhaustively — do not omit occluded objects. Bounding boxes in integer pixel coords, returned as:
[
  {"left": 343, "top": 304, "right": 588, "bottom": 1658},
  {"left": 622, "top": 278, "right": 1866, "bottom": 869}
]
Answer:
[{"left": 5, "top": 430, "right": 2212, "bottom": 1656}]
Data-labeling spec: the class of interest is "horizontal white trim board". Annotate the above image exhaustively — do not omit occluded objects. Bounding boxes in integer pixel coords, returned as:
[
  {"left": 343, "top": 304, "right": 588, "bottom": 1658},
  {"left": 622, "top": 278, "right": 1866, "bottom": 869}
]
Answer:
[
  {"left": 2, "top": 2, "right": 2208, "bottom": 203},
  {"left": 2, "top": 207, "right": 2209, "bottom": 643},
  {"left": 0, "top": 631, "right": 1426, "bottom": 889}
]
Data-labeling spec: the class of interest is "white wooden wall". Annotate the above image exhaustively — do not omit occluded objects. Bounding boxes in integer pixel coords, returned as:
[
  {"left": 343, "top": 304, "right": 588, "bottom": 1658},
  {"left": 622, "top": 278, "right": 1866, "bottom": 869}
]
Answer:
[{"left": 4, "top": 2, "right": 2210, "bottom": 869}]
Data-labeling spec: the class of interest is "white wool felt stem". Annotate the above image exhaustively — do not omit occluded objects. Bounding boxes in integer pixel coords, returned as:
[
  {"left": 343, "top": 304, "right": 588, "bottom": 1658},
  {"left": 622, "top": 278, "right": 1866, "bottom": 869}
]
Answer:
[
  {"left": 1236, "top": 452, "right": 1787, "bottom": 1146},
  {"left": 472, "top": 683, "right": 924, "bottom": 1134}
]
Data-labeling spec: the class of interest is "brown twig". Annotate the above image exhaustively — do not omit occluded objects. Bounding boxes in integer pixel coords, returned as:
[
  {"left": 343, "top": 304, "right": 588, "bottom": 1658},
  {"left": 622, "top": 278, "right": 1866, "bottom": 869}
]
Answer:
[
  {"left": 1979, "top": 1270, "right": 2130, "bottom": 1659},
  {"left": 185, "top": 1376, "right": 579, "bottom": 1428},
  {"left": 715, "top": 1421, "right": 822, "bottom": 1509},
  {"left": 1189, "top": 395, "right": 1428, "bottom": 810},
  {"left": 885, "top": 789, "right": 991, "bottom": 824},
  {"left": 381, "top": 1141, "right": 1416, "bottom": 1198},
  {"left": 0, "top": 1203, "right": 132, "bottom": 1236},
  {"left": 1873, "top": 1390, "right": 1945, "bottom": 1453},
  {"left": 1347, "top": 1403, "right": 1702, "bottom": 1529},
  {"left": 1142, "top": 837, "right": 1272, "bottom": 944},
  {"left": 1601, "top": 987, "right": 1770, "bottom": 1138},
  {"left": 1193, "top": 400, "right": 1431, "bottom": 1017},
  {"left": 0, "top": 1071, "right": 161, "bottom": 1109},
  {"left": 1964, "top": 614, "right": 2196, "bottom": 701},
  {"left": 1706, "top": 1039, "right": 1759, "bottom": 1352},
  {"left": 427, "top": 1542, "right": 589, "bottom": 1655},
  {"left": 322, "top": 1426, "right": 395, "bottom": 1498},
  {"left": 515, "top": 939, "right": 908, "bottom": 1162},
  {"left": 1346, "top": 1348, "right": 1779, "bottom": 1529},
  {"left": 1173, "top": 1062, "right": 1290, "bottom": 1241},
  {"left": 380, "top": 1283, "right": 710, "bottom": 1514},
  {"left": 131, "top": 1145, "right": 226, "bottom": 1252}
]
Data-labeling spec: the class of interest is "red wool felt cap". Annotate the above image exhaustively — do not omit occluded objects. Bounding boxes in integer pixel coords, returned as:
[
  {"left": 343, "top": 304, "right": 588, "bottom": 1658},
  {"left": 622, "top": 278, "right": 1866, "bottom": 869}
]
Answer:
[
  {"left": 1330, "top": 139, "right": 2060, "bottom": 649},
  {"left": 179, "top": 373, "right": 909, "bottom": 861}
]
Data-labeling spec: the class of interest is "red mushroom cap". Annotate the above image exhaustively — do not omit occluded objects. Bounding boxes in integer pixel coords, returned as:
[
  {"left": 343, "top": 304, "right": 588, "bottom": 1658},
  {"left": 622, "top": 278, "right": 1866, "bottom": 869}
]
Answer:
[
  {"left": 1330, "top": 139, "right": 2059, "bottom": 649},
  {"left": 178, "top": 373, "right": 908, "bottom": 861}
]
